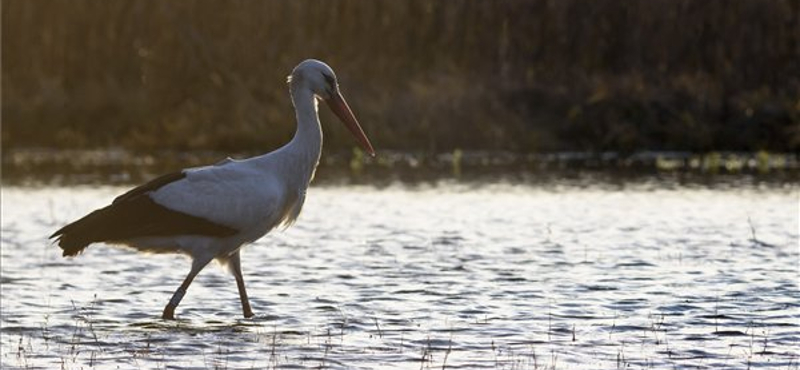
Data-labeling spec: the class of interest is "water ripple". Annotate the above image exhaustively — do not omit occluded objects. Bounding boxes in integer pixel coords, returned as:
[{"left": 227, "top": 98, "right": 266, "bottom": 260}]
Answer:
[{"left": 2, "top": 183, "right": 798, "bottom": 369}]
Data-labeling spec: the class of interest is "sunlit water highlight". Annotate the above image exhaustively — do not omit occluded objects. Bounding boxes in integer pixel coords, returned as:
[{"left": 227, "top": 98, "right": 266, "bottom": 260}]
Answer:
[{"left": 2, "top": 181, "right": 798, "bottom": 369}]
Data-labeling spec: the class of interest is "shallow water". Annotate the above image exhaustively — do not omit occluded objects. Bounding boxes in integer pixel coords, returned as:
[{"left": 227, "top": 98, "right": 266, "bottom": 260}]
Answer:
[{"left": 1, "top": 180, "right": 798, "bottom": 369}]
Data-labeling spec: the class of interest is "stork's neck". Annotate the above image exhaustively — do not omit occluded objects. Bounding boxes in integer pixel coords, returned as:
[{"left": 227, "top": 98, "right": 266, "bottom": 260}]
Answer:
[{"left": 286, "top": 87, "right": 323, "bottom": 178}]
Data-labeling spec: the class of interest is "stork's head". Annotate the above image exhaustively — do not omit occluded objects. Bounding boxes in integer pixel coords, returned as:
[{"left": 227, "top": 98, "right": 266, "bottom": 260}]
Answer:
[
  {"left": 289, "top": 59, "right": 375, "bottom": 157},
  {"left": 289, "top": 59, "right": 338, "bottom": 99}
]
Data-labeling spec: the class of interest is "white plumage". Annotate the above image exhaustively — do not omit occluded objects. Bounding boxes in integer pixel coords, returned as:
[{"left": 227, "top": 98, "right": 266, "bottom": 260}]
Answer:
[{"left": 51, "top": 59, "right": 375, "bottom": 319}]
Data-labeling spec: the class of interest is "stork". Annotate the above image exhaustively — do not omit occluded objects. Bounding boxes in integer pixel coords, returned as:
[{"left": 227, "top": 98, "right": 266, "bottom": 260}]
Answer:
[{"left": 50, "top": 59, "right": 375, "bottom": 320}]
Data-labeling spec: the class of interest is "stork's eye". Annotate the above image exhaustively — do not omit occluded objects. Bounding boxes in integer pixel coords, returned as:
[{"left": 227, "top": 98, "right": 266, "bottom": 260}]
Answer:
[{"left": 322, "top": 74, "right": 336, "bottom": 90}]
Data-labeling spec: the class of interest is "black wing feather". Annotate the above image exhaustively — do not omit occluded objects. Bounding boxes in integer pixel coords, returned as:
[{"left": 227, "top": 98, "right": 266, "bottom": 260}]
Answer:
[{"left": 51, "top": 171, "right": 239, "bottom": 257}]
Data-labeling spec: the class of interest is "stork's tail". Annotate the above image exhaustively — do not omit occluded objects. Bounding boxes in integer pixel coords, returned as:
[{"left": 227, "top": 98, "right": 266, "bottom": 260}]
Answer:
[{"left": 50, "top": 207, "right": 114, "bottom": 257}]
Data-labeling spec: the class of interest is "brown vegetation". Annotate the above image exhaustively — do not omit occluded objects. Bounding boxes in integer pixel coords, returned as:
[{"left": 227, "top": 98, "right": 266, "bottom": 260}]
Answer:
[{"left": 3, "top": 0, "right": 798, "bottom": 154}]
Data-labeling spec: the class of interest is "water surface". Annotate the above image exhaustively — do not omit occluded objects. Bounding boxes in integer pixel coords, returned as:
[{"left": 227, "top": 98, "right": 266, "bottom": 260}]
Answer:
[{"left": 1, "top": 180, "right": 798, "bottom": 369}]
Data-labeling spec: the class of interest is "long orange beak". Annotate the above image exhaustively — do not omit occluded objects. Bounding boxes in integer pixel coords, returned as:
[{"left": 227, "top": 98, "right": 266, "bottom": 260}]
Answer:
[{"left": 325, "top": 91, "right": 376, "bottom": 157}]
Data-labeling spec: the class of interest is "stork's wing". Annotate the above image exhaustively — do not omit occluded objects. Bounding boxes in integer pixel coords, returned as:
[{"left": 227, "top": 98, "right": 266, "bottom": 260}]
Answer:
[
  {"left": 50, "top": 169, "right": 240, "bottom": 256},
  {"left": 113, "top": 171, "right": 187, "bottom": 204},
  {"left": 148, "top": 162, "right": 282, "bottom": 233}
]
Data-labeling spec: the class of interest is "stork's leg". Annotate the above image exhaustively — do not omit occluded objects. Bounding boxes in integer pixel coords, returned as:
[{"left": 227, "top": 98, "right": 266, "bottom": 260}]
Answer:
[
  {"left": 227, "top": 251, "right": 255, "bottom": 318},
  {"left": 162, "top": 257, "right": 212, "bottom": 320}
]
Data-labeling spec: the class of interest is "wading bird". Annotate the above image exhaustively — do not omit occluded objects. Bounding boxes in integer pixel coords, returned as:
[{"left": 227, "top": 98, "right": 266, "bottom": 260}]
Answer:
[{"left": 50, "top": 60, "right": 375, "bottom": 320}]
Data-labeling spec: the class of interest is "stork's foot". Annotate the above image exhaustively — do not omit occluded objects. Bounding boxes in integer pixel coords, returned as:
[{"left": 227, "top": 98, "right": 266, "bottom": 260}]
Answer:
[
  {"left": 243, "top": 309, "right": 255, "bottom": 319},
  {"left": 162, "top": 305, "right": 176, "bottom": 320}
]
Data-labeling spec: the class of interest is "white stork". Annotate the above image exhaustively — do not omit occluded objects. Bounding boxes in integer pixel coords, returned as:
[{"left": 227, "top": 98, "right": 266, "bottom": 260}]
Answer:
[{"left": 50, "top": 59, "right": 375, "bottom": 320}]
